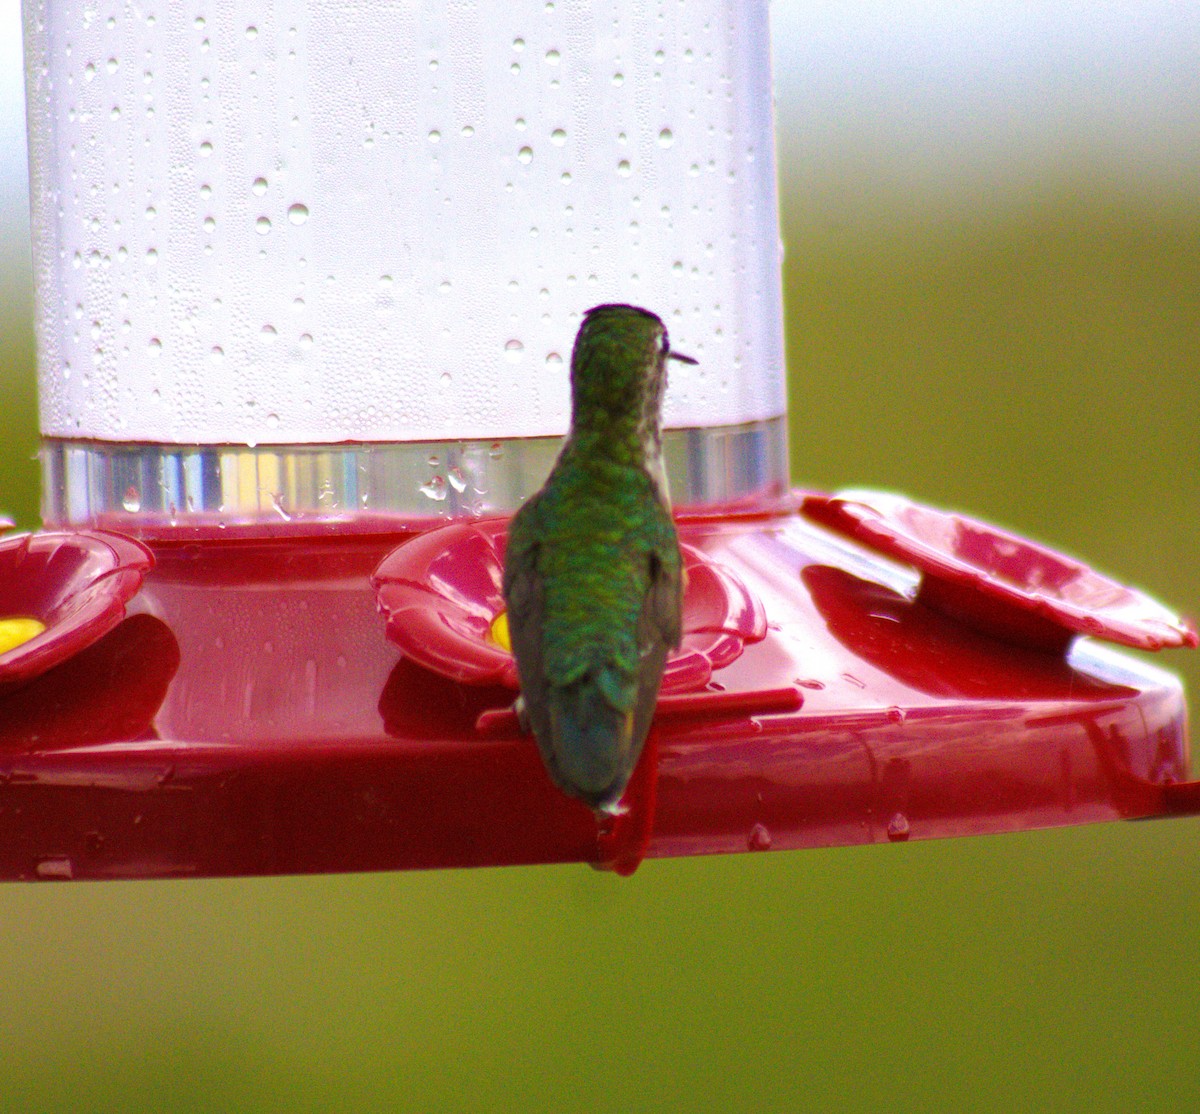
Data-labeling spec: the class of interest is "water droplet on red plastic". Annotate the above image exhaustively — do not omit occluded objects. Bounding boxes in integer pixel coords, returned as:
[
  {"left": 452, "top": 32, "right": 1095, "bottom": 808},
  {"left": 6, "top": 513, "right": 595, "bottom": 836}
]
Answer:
[
  {"left": 887, "top": 813, "right": 910, "bottom": 842},
  {"left": 747, "top": 822, "right": 772, "bottom": 851},
  {"left": 35, "top": 857, "right": 73, "bottom": 880}
]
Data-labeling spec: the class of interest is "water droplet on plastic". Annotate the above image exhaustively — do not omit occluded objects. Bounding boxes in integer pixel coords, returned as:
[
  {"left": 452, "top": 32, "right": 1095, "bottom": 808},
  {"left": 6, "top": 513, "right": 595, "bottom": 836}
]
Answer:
[
  {"left": 658, "top": 128, "right": 674, "bottom": 148},
  {"left": 286, "top": 203, "right": 309, "bottom": 226},
  {"left": 256, "top": 216, "right": 272, "bottom": 235},
  {"left": 512, "top": 37, "right": 525, "bottom": 52},
  {"left": 122, "top": 485, "right": 141, "bottom": 512},
  {"left": 266, "top": 412, "right": 280, "bottom": 429},
  {"left": 420, "top": 476, "right": 448, "bottom": 501},
  {"left": 887, "top": 706, "right": 906, "bottom": 724},
  {"left": 460, "top": 125, "right": 474, "bottom": 138},
  {"left": 504, "top": 339, "right": 525, "bottom": 361},
  {"left": 617, "top": 159, "right": 631, "bottom": 177},
  {"left": 427, "top": 129, "right": 441, "bottom": 144},
  {"left": 246, "top": 25, "right": 258, "bottom": 39},
  {"left": 199, "top": 141, "right": 213, "bottom": 157},
  {"left": 437, "top": 280, "right": 451, "bottom": 294},
  {"left": 203, "top": 216, "right": 216, "bottom": 233},
  {"left": 194, "top": 15, "right": 206, "bottom": 30},
  {"left": 550, "top": 128, "right": 566, "bottom": 146},
  {"left": 747, "top": 823, "right": 772, "bottom": 851},
  {"left": 545, "top": 49, "right": 560, "bottom": 65},
  {"left": 252, "top": 177, "right": 268, "bottom": 196},
  {"left": 517, "top": 146, "right": 533, "bottom": 164},
  {"left": 887, "top": 813, "right": 911, "bottom": 842},
  {"left": 545, "top": 352, "right": 563, "bottom": 368},
  {"left": 489, "top": 442, "right": 503, "bottom": 460},
  {"left": 146, "top": 337, "right": 162, "bottom": 356},
  {"left": 36, "top": 857, "right": 73, "bottom": 880},
  {"left": 261, "top": 324, "right": 277, "bottom": 340},
  {"left": 612, "top": 72, "right": 624, "bottom": 86},
  {"left": 448, "top": 468, "right": 467, "bottom": 493},
  {"left": 210, "top": 346, "right": 224, "bottom": 362}
]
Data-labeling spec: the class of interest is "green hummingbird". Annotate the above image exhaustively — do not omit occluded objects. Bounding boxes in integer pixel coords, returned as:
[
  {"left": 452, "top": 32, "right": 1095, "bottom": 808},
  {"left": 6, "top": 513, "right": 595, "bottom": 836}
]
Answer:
[{"left": 502, "top": 304, "right": 696, "bottom": 813}]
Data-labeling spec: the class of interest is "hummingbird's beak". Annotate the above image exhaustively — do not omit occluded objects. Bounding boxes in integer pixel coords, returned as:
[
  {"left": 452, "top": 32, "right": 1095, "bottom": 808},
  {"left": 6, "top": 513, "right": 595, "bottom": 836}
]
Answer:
[{"left": 667, "top": 350, "right": 699, "bottom": 366}]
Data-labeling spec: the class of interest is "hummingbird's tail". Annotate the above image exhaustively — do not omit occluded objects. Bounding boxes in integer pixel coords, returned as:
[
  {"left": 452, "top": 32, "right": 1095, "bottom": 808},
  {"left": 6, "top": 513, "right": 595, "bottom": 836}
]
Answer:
[{"left": 546, "top": 674, "right": 639, "bottom": 812}]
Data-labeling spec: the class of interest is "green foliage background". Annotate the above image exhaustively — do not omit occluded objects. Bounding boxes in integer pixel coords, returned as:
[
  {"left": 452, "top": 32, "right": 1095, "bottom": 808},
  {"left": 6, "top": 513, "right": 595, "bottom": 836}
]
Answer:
[{"left": 0, "top": 144, "right": 1198, "bottom": 1110}]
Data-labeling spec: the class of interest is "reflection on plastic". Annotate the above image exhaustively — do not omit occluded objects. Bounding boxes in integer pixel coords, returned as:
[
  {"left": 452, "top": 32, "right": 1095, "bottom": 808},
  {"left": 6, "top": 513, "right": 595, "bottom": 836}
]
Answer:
[
  {"left": 0, "top": 615, "right": 178, "bottom": 749},
  {"left": 802, "top": 564, "right": 1137, "bottom": 702}
]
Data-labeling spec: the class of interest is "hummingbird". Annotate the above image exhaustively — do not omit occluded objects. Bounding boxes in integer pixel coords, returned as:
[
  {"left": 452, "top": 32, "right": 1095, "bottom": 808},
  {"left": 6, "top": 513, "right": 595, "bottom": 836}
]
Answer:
[{"left": 502, "top": 304, "right": 695, "bottom": 813}]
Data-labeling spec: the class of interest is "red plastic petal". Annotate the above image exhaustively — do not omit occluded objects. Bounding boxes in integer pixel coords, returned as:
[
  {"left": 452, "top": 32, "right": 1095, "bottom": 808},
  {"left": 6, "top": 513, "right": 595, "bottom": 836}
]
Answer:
[
  {"left": 802, "top": 490, "right": 1197, "bottom": 653},
  {"left": 0, "top": 531, "right": 154, "bottom": 686},
  {"left": 371, "top": 518, "right": 768, "bottom": 693}
]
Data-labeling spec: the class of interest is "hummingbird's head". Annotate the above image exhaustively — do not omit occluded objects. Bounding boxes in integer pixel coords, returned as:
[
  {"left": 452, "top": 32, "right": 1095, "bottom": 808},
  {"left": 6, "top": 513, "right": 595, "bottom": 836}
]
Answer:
[{"left": 569, "top": 304, "right": 697, "bottom": 434}]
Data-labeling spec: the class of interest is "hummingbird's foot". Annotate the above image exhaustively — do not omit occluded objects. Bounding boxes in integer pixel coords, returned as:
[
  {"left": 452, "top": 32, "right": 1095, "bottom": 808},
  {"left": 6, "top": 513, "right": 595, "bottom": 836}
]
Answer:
[{"left": 513, "top": 694, "right": 531, "bottom": 734}]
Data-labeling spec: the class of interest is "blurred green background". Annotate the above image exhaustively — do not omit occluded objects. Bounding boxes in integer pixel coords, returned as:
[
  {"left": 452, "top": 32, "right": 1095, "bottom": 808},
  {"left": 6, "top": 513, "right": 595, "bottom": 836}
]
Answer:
[{"left": 2, "top": 4, "right": 1199, "bottom": 1112}]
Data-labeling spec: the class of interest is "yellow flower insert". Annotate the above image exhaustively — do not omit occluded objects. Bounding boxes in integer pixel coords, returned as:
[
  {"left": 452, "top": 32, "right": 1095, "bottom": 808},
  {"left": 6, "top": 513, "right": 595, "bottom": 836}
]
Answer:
[
  {"left": 0, "top": 617, "right": 47, "bottom": 656},
  {"left": 489, "top": 611, "right": 511, "bottom": 653}
]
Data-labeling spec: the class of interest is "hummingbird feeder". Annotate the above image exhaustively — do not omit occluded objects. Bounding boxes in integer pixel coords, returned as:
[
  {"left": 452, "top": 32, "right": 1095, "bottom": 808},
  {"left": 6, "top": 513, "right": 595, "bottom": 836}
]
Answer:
[{"left": 1, "top": 0, "right": 1194, "bottom": 880}]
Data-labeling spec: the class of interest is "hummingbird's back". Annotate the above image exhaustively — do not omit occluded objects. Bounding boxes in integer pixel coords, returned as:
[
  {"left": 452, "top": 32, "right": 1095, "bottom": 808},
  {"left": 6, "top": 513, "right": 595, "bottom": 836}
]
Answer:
[{"left": 503, "top": 448, "right": 682, "bottom": 810}]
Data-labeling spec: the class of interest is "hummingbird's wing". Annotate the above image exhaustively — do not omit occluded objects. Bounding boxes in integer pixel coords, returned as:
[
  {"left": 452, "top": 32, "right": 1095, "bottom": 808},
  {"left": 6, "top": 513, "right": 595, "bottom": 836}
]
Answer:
[
  {"left": 645, "top": 534, "right": 684, "bottom": 652},
  {"left": 628, "top": 522, "right": 684, "bottom": 756},
  {"left": 502, "top": 497, "right": 556, "bottom": 751},
  {"left": 503, "top": 491, "right": 683, "bottom": 811},
  {"left": 507, "top": 524, "right": 622, "bottom": 804}
]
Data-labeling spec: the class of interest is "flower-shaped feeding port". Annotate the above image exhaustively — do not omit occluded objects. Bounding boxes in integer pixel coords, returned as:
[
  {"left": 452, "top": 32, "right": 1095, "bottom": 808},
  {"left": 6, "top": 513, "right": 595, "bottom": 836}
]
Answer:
[
  {"left": 0, "top": 530, "right": 155, "bottom": 687},
  {"left": 803, "top": 490, "right": 1198, "bottom": 655},
  {"left": 371, "top": 519, "right": 769, "bottom": 695}
]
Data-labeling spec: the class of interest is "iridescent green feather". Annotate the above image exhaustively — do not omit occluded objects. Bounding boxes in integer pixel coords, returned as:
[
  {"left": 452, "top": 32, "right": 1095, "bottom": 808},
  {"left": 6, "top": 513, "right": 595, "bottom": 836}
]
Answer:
[{"left": 502, "top": 304, "right": 688, "bottom": 810}]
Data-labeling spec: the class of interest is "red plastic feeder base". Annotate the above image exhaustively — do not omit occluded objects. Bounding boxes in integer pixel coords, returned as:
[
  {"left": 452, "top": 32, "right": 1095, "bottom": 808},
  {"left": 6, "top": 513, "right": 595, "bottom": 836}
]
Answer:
[{"left": 0, "top": 493, "right": 1192, "bottom": 881}]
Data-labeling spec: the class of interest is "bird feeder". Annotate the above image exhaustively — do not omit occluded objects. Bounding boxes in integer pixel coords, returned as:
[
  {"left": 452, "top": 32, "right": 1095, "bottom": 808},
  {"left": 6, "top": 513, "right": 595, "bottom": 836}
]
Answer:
[{"left": 2, "top": 0, "right": 1194, "bottom": 880}]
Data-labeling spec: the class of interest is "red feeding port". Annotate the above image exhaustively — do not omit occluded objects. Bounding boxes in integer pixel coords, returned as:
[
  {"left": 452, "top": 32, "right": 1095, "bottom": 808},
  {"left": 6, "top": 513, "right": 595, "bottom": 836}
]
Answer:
[
  {"left": 371, "top": 518, "right": 769, "bottom": 694},
  {"left": 0, "top": 530, "right": 153, "bottom": 687}
]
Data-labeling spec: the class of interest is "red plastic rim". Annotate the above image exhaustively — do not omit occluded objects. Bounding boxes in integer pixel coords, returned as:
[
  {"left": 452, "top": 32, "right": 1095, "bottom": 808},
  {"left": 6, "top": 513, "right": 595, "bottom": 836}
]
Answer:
[
  {"left": 802, "top": 490, "right": 1198, "bottom": 653},
  {"left": 0, "top": 530, "right": 155, "bottom": 686},
  {"left": 371, "top": 518, "right": 768, "bottom": 692}
]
